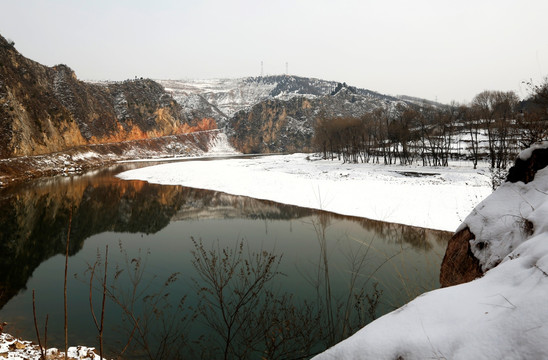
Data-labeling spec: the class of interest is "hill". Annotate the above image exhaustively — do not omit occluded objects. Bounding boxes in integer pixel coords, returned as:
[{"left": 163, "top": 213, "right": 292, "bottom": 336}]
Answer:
[
  {"left": 0, "top": 34, "right": 196, "bottom": 159},
  {"left": 160, "top": 76, "right": 429, "bottom": 153}
]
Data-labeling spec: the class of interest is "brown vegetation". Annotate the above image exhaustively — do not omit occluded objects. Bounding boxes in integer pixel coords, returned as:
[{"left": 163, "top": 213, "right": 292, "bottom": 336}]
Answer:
[{"left": 313, "top": 82, "right": 548, "bottom": 171}]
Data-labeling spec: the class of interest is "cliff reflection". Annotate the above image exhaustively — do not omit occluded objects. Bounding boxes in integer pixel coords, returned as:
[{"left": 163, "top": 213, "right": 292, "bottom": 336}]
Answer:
[{"left": 0, "top": 166, "right": 450, "bottom": 311}]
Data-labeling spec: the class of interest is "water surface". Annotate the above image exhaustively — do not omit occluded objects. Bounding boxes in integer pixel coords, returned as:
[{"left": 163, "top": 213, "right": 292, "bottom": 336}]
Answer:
[{"left": 0, "top": 161, "right": 451, "bottom": 358}]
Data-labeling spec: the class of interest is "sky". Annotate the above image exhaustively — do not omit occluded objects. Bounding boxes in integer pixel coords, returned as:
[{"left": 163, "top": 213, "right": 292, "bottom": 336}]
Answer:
[{"left": 1, "top": 0, "right": 547, "bottom": 104}]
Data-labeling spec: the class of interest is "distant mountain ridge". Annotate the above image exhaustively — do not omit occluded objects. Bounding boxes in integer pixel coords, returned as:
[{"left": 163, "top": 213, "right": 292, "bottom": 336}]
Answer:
[
  {"left": 0, "top": 30, "right": 441, "bottom": 162},
  {"left": 158, "top": 75, "right": 408, "bottom": 126},
  {"left": 160, "top": 76, "right": 429, "bottom": 153}
]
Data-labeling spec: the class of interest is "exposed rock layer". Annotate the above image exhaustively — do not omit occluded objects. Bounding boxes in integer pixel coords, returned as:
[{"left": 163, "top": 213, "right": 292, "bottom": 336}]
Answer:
[
  {"left": 0, "top": 130, "right": 221, "bottom": 187},
  {"left": 0, "top": 34, "right": 191, "bottom": 159}
]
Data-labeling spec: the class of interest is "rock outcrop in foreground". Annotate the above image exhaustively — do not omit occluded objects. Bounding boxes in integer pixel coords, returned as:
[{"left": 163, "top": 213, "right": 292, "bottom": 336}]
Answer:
[
  {"left": 440, "top": 143, "right": 548, "bottom": 287},
  {"left": 314, "top": 142, "right": 548, "bottom": 359}
]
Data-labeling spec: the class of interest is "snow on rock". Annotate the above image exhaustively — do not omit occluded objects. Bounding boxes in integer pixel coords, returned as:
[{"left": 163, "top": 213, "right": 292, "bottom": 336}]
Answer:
[
  {"left": 463, "top": 167, "right": 548, "bottom": 271},
  {"left": 313, "top": 144, "right": 548, "bottom": 360},
  {"left": 518, "top": 140, "right": 548, "bottom": 161},
  {"left": 0, "top": 332, "right": 105, "bottom": 360},
  {"left": 117, "top": 154, "right": 492, "bottom": 232}
]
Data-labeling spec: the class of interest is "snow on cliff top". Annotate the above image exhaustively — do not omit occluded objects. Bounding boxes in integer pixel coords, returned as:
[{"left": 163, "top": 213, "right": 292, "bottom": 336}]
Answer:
[{"left": 313, "top": 144, "right": 548, "bottom": 360}]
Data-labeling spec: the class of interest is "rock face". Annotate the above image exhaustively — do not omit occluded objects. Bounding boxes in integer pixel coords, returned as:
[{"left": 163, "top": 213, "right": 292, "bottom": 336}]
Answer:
[
  {"left": 0, "top": 34, "right": 194, "bottom": 159},
  {"left": 439, "top": 227, "right": 483, "bottom": 287},
  {"left": 229, "top": 97, "right": 315, "bottom": 153},
  {"left": 228, "top": 86, "right": 403, "bottom": 153},
  {"left": 160, "top": 77, "right": 427, "bottom": 154},
  {"left": 440, "top": 144, "right": 548, "bottom": 287}
]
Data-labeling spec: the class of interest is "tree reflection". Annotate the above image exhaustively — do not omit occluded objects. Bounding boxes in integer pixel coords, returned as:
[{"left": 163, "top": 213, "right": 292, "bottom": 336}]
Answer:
[
  {"left": 86, "top": 226, "right": 406, "bottom": 359},
  {"left": 0, "top": 174, "right": 312, "bottom": 310},
  {"left": 0, "top": 170, "right": 451, "bottom": 358}
]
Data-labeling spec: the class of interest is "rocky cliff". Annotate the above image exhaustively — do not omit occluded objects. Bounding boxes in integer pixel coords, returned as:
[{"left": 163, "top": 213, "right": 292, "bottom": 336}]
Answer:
[
  {"left": 228, "top": 96, "right": 315, "bottom": 153},
  {"left": 0, "top": 34, "right": 194, "bottom": 159},
  {"left": 160, "top": 77, "right": 425, "bottom": 154},
  {"left": 0, "top": 130, "right": 227, "bottom": 186},
  {"left": 228, "top": 86, "right": 404, "bottom": 153}
]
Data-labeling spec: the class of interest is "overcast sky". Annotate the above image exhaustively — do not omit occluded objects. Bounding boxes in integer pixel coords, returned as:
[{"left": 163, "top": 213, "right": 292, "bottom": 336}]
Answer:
[{"left": 1, "top": 0, "right": 547, "bottom": 104}]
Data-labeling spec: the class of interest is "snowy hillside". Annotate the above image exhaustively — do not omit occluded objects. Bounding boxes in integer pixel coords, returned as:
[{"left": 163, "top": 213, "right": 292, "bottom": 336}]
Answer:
[
  {"left": 158, "top": 75, "right": 405, "bottom": 126},
  {"left": 159, "top": 76, "right": 417, "bottom": 153},
  {"left": 159, "top": 76, "right": 334, "bottom": 118}
]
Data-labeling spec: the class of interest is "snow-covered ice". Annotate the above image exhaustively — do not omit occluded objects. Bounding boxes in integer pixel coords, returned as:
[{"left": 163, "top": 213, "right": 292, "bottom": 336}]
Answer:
[{"left": 117, "top": 153, "right": 492, "bottom": 232}]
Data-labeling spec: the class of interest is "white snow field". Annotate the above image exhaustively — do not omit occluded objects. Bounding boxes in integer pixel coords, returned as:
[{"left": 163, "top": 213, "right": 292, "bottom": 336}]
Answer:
[
  {"left": 312, "top": 144, "right": 548, "bottom": 359},
  {"left": 117, "top": 153, "right": 492, "bottom": 232}
]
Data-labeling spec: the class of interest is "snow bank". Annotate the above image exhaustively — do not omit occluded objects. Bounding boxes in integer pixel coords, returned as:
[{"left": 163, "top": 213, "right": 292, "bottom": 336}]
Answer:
[
  {"left": 461, "top": 167, "right": 548, "bottom": 271},
  {"left": 313, "top": 146, "right": 548, "bottom": 359},
  {"left": 117, "top": 154, "right": 491, "bottom": 232}
]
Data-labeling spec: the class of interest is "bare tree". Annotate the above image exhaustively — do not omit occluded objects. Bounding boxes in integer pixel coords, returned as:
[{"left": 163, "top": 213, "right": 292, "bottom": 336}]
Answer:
[
  {"left": 518, "top": 79, "right": 548, "bottom": 147},
  {"left": 471, "top": 90, "right": 519, "bottom": 169}
]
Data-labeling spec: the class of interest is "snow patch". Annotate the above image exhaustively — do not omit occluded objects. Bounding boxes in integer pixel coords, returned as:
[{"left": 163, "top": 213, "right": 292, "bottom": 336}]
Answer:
[
  {"left": 0, "top": 332, "right": 105, "bottom": 360},
  {"left": 206, "top": 132, "right": 239, "bottom": 155}
]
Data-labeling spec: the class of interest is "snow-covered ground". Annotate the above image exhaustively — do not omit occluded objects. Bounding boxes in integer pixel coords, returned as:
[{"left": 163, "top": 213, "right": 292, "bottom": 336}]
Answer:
[
  {"left": 117, "top": 154, "right": 492, "bottom": 232},
  {"left": 312, "top": 143, "right": 548, "bottom": 359}
]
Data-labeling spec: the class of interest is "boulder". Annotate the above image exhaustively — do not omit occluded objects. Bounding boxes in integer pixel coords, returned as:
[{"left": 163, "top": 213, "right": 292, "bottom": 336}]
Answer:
[
  {"left": 440, "top": 142, "right": 548, "bottom": 287},
  {"left": 439, "top": 227, "right": 482, "bottom": 287}
]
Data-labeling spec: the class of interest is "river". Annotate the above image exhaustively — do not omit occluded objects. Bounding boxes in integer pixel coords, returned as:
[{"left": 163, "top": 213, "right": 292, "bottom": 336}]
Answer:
[{"left": 0, "top": 159, "right": 451, "bottom": 359}]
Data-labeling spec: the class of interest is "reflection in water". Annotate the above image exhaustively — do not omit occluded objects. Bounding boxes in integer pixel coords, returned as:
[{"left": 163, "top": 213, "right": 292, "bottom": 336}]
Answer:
[
  {"left": 0, "top": 166, "right": 311, "bottom": 309},
  {"left": 0, "top": 164, "right": 451, "bottom": 358}
]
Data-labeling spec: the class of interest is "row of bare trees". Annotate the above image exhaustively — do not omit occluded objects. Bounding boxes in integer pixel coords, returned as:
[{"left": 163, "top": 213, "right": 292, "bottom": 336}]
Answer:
[{"left": 314, "top": 81, "right": 548, "bottom": 169}]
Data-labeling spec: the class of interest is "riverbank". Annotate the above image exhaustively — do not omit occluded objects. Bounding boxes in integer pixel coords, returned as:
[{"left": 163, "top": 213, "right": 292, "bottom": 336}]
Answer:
[
  {"left": 0, "top": 130, "right": 232, "bottom": 188},
  {"left": 118, "top": 153, "right": 493, "bottom": 232}
]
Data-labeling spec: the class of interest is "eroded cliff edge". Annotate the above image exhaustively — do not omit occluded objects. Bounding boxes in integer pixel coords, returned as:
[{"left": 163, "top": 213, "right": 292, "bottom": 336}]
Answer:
[{"left": 0, "top": 34, "right": 201, "bottom": 159}]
